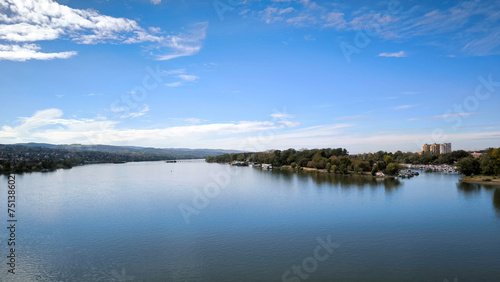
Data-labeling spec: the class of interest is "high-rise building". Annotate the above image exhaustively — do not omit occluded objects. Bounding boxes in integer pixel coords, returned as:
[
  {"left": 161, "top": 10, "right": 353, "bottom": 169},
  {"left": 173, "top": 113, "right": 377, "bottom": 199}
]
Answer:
[
  {"left": 439, "top": 143, "right": 452, "bottom": 154},
  {"left": 430, "top": 143, "right": 440, "bottom": 154},
  {"left": 422, "top": 143, "right": 452, "bottom": 155},
  {"left": 422, "top": 144, "right": 430, "bottom": 152}
]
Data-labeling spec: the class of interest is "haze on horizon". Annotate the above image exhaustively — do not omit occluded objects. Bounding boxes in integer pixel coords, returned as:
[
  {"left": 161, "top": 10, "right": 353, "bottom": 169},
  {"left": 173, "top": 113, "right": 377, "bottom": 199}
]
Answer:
[{"left": 0, "top": 0, "right": 499, "bottom": 154}]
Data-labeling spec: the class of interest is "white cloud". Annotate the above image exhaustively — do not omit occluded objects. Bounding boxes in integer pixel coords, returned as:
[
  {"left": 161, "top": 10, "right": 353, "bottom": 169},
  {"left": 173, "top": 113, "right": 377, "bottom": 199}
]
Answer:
[
  {"left": 0, "top": 0, "right": 146, "bottom": 44},
  {"left": 246, "top": 1, "right": 500, "bottom": 56},
  {"left": 377, "top": 1, "right": 500, "bottom": 56},
  {"left": 334, "top": 115, "right": 367, "bottom": 120},
  {"left": 270, "top": 113, "right": 290, "bottom": 119},
  {"left": 120, "top": 105, "right": 150, "bottom": 119},
  {"left": 348, "top": 12, "right": 394, "bottom": 31},
  {"left": 270, "top": 113, "right": 300, "bottom": 128},
  {"left": 260, "top": 7, "right": 283, "bottom": 24},
  {"left": 169, "top": 118, "right": 208, "bottom": 125},
  {"left": 155, "top": 22, "right": 208, "bottom": 61},
  {"left": 163, "top": 69, "right": 186, "bottom": 75},
  {"left": 163, "top": 70, "right": 199, "bottom": 87},
  {"left": 177, "top": 74, "right": 199, "bottom": 82},
  {"left": 279, "top": 7, "right": 295, "bottom": 15},
  {"left": 408, "top": 112, "right": 478, "bottom": 121},
  {"left": 322, "top": 12, "right": 347, "bottom": 29},
  {"left": 394, "top": 105, "right": 416, "bottom": 110},
  {"left": 0, "top": 0, "right": 207, "bottom": 61},
  {"left": 378, "top": 51, "right": 407, "bottom": 57},
  {"left": 0, "top": 109, "right": 118, "bottom": 142},
  {"left": 165, "top": 82, "right": 183, "bottom": 87},
  {"left": 182, "top": 118, "right": 205, "bottom": 124},
  {"left": 1, "top": 109, "right": 498, "bottom": 152},
  {"left": 150, "top": 0, "right": 161, "bottom": 5},
  {"left": 0, "top": 43, "right": 77, "bottom": 61},
  {"left": 0, "top": 108, "right": 298, "bottom": 147},
  {"left": 286, "top": 15, "right": 317, "bottom": 26}
]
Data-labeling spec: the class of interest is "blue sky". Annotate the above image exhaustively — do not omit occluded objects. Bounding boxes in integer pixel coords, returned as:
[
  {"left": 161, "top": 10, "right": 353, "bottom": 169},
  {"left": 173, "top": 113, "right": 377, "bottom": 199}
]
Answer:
[{"left": 0, "top": 0, "right": 499, "bottom": 153}]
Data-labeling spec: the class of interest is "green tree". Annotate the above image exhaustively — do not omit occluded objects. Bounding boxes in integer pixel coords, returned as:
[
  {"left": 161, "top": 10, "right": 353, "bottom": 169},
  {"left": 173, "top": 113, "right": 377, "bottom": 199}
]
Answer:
[
  {"left": 331, "top": 165, "right": 338, "bottom": 174},
  {"left": 326, "top": 163, "right": 332, "bottom": 173},
  {"left": 376, "top": 161, "right": 386, "bottom": 172},
  {"left": 339, "top": 157, "right": 351, "bottom": 168},
  {"left": 41, "top": 159, "right": 57, "bottom": 170},
  {"left": 312, "top": 153, "right": 327, "bottom": 169},
  {"left": 481, "top": 148, "right": 500, "bottom": 175},
  {"left": 14, "top": 162, "right": 26, "bottom": 173},
  {"left": 339, "top": 164, "right": 349, "bottom": 174},
  {"left": 456, "top": 157, "right": 481, "bottom": 176},
  {"left": 385, "top": 163, "right": 401, "bottom": 176},
  {"left": 3, "top": 161, "right": 12, "bottom": 172},
  {"left": 384, "top": 155, "right": 394, "bottom": 164}
]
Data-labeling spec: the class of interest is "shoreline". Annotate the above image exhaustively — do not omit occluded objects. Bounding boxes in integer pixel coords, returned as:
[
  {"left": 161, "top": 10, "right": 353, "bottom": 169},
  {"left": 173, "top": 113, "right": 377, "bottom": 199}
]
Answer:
[
  {"left": 275, "top": 165, "right": 397, "bottom": 179},
  {"left": 0, "top": 159, "right": 197, "bottom": 175},
  {"left": 460, "top": 175, "right": 500, "bottom": 186}
]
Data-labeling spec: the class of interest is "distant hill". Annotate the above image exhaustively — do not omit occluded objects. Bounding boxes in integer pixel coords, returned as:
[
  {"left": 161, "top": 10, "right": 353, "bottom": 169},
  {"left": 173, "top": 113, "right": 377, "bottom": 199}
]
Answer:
[{"left": 14, "top": 143, "right": 241, "bottom": 159}]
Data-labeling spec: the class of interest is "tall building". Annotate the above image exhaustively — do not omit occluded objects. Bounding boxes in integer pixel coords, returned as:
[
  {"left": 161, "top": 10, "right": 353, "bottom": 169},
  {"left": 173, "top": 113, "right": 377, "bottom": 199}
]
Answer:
[
  {"left": 439, "top": 143, "right": 452, "bottom": 154},
  {"left": 422, "top": 143, "right": 452, "bottom": 155},
  {"left": 430, "top": 143, "right": 440, "bottom": 154},
  {"left": 422, "top": 144, "right": 430, "bottom": 152}
]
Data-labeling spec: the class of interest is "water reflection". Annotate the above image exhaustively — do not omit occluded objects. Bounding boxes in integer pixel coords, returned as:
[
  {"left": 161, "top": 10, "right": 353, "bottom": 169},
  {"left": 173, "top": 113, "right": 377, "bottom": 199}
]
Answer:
[
  {"left": 271, "top": 169, "right": 402, "bottom": 190},
  {"left": 494, "top": 188, "right": 500, "bottom": 213},
  {"left": 456, "top": 182, "right": 482, "bottom": 196},
  {"left": 457, "top": 182, "right": 500, "bottom": 214}
]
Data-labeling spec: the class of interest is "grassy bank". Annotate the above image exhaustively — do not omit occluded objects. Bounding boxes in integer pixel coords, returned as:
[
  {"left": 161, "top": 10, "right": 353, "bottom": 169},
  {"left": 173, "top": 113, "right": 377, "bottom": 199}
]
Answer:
[{"left": 461, "top": 175, "right": 500, "bottom": 186}]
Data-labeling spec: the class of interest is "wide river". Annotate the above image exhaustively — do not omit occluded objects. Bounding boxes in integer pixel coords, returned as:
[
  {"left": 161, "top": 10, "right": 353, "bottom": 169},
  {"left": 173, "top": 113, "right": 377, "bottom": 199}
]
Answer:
[{"left": 1, "top": 161, "right": 499, "bottom": 281}]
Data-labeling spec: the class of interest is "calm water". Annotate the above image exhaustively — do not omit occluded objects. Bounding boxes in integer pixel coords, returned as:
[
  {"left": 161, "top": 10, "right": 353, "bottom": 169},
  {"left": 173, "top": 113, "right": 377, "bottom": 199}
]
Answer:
[{"left": 1, "top": 161, "right": 499, "bottom": 281}]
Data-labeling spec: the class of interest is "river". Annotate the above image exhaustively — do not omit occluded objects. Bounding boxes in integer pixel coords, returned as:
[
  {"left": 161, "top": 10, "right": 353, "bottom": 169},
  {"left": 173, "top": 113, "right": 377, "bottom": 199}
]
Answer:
[{"left": 0, "top": 161, "right": 499, "bottom": 281}]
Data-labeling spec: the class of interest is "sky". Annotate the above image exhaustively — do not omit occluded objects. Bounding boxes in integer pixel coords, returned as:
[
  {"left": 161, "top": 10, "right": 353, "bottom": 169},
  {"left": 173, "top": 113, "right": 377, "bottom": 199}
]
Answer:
[{"left": 0, "top": 0, "right": 499, "bottom": 154}]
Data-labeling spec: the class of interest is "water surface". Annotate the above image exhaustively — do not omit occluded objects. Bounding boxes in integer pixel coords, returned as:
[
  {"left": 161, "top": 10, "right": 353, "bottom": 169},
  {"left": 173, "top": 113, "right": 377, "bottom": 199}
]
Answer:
[{"left": 1, "top": 161, "right": 499, "bottom": 281}]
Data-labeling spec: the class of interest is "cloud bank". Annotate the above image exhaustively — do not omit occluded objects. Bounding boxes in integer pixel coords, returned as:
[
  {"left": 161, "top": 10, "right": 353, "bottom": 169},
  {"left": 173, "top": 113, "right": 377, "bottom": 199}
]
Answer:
[{"left": 0, "top": 0, "right": 206, "bottom": 61}]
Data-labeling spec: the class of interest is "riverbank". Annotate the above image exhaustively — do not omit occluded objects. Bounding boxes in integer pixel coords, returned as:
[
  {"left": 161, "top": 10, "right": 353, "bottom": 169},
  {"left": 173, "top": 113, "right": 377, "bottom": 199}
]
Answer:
[
  {"left": 461, "top": 175, "right": 500, "bottom": 186},
  {"left": 277, "top": 165, "right": 397, "bottom": 179}
]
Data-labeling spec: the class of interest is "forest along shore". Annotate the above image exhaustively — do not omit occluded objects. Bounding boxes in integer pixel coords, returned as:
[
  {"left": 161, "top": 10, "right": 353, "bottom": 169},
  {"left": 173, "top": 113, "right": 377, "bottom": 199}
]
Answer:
[{"left": 207, "top": 147, "right": 500, "bottom": 184}]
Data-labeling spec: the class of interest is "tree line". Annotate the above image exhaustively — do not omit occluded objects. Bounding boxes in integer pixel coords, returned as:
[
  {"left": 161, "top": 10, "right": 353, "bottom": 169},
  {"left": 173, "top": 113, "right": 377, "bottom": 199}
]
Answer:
[
  {"left": 455, "top": 148, "right": 500, "bottom": 176},
  {"left": 0, "top": 144, "right": 196, "bottom": 174},
  {"left": 206, "top": 148, "right": 402, "bottom": 176},
  {"left": 206, "top": 147, "right": 500, "bottom": 177}
]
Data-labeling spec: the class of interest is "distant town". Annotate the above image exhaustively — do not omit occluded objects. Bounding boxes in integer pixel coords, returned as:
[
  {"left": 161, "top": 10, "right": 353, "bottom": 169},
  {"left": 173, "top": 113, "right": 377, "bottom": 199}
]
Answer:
[{"left": 420, "top": 142, "right": 483, "bottom": 159}]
